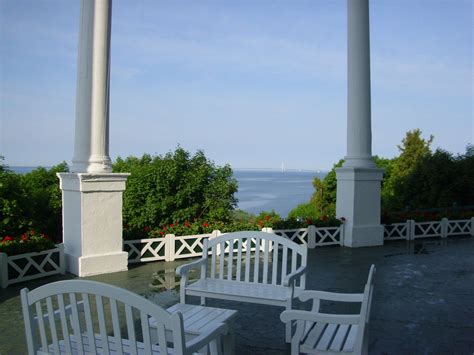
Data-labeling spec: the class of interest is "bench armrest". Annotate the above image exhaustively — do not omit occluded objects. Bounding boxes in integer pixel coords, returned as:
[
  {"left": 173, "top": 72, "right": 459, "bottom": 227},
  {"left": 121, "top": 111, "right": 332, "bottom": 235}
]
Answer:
[
  {"left": 280, "top": 309, "right": 360, "bottom": 325},
  {"left": 299, "top": 290, "right": 364, "bottom": 303},
  {"left": 185, "top": 322, "right": 228, "bottom": 353},
  {"left": 283, "top": 265, "right": 307, "bottom": 287},
  {"left": 176, "top": 258, "right": 207, "bottom": 277}
]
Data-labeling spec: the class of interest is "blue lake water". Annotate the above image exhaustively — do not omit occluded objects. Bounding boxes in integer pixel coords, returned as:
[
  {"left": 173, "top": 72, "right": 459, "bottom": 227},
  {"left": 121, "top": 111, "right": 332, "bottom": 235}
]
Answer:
[
  {"left": 9, "top": 166, "right": 326, "bottom": 218},
  {"left": 234, "top": 170, "right": 326, "bottom": 217}
]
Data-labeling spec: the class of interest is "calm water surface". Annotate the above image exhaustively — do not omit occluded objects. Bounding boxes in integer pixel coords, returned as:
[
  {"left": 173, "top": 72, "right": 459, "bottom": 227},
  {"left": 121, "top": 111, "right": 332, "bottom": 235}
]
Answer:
[{"left": 234, "top": 170, "right": 326, "bottom": 217}]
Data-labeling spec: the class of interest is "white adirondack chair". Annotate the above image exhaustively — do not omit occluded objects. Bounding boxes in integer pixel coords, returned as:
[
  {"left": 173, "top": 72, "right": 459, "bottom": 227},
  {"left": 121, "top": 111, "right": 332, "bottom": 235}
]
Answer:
[
  {"left": 21, "top": 280, "right": 228, "bottom": 354},
  {"left": 280, "top": 264, "right": 375, "bottom": 355}
]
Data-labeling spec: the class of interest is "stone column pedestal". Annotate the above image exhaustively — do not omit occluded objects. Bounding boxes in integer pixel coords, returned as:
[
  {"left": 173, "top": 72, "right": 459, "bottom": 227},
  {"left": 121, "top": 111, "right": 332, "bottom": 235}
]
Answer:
[
  {"left": 57, "top": 173, "right": 130, "bottom": 276},
  {"left": 335, "top": 167, "right": 384, "bottom": 247}
]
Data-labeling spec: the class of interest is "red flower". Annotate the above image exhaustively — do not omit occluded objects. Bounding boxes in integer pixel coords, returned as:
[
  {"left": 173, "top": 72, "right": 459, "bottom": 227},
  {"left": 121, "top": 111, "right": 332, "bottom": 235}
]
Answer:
[
  {"left": 143, "top": 226, "right": 150, "bottom": 232},
  {"left": 202, "top": 222, "right": 209, "bottom": 228},
  {"left": 170, "top": 224, "right": 174, "bottom": 228},
  {"left": 184, "top": 221, "right": 190, "bottom": 227},
  {"left": 3, "top": 236, "right": 14, "bottom": 242},
  {"left": 159, "top": 231, "right": 164, "bottom": 236},
  {"left": 42, "top": 234, "right": 49, "bottom": 240},
  {"left": 29, "top": 230, "right": 36, "bottom": 236},
  {"left": 264, "top": 215, "right": 270, "bottom": 221},
  {"left": 21, "top": 234, "right": 27, "bottom": 241}
]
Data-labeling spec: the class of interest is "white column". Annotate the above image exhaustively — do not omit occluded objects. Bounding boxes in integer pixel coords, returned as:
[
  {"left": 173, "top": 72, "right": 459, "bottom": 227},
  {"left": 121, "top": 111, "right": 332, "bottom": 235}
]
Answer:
[
  {"left": 345, "top": 0, "right": 375, "bottom": 169},
  {"left": 59, "top": 0, "right": 129, "bottom": 276},
  {"left": 335, "top": 0, "right": 384, "bottom": 247},
  {"left": 71, "top": 0, "right": 112, "bottom": 173}
]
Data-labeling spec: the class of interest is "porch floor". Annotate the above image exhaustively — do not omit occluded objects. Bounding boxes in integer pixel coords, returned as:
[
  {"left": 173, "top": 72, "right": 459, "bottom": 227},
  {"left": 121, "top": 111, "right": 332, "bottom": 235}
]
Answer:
[{"left": 1, "top": 236, "right": 473, "bottom": 354}]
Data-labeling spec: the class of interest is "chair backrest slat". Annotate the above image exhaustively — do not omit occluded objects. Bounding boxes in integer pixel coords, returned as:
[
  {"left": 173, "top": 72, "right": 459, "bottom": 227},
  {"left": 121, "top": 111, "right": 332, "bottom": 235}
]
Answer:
[
  {"left": 281, "top": 246, "right": 288, "bottom": 285},
  {"left": 244, "top": 238, "right": 252, "bottom": 282},
  {"left": 236, "top": 239, "right": 243, "bottom": 281},
  {"left": 210, "top": 244, "right": 217, "bottom": 278},
  {"left": 46, "top": 296, "right": 60, "bottom": 353},
  {"left": 81, "top": 293, "right": 96, "bottom": 352},
  {"left": 140, "top": 310, "right": 152, "bottom": 354},
  {"left": 110, "top": 299, "right": 123, "bottom": 355},
  {"left": 253, "top": 237, "right": 261, "bottom": 283},
  {"left": 95, "top": 294, "right": 110, "bottom": 353},
  {"left": 271, "top": 242, "right": 279, "bottom": 285},
  {"left": 125, "top": 304, "right": 138, "bottom": 355},
  {"left": 69, "top": 293, "right": 84, "bottom": 353},
  {"left": 227, "top": 241, "right": 234, "bottom": 280},
  {"left": 57, "top": 294, "right": 73, "bottom": 354},
  {"left": 219, "top": 241, "right": 225, "bottom": 279},
  {"left": 35, "top": 300, "right": 48, "bottom": 350},
  {"left": 262, "top": 239, "right": 271, "bottom": 284}
]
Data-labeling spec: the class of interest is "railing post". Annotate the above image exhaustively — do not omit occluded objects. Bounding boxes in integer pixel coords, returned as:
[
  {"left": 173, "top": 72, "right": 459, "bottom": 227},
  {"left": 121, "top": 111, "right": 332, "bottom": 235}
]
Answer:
[
  {"left": 58, "top": 244, "right": 66, "bottom": 275},
  {"left": 0, "top": 253, "right": 8, "bottom": 288},
  {"left": 165, "top": 234, "right": 175, "bottom": 262},
  {"left": 338, "top": 224, "right": 345, "bottom": 246},
  {"left": 470, "top": 217, "right": 474, "bottom": 237},
  {"left": 408, "top": 220, "right": 416, "bottom": 241},
  {"left": 307, "top": 225, "right": 316, "bottom": 248},
  {"left": 441, "top": 218, "right": 448, "bottom": 238}
]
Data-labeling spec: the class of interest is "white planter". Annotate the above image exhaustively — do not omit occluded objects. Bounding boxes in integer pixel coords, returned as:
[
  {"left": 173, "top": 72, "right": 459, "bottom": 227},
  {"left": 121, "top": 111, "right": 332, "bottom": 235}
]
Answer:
[{"left": 0, "top": 244, "right": 66, "bottom": 288}]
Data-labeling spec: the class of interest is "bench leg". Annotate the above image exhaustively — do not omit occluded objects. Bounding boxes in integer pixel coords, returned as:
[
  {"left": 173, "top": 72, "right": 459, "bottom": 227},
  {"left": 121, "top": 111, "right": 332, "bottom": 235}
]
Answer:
[
  {"left": 200, "top": 296, "right": 206, "bottom": 306},
  {"left": 223, "top": 327, "right": 235, "bottom": 355}
]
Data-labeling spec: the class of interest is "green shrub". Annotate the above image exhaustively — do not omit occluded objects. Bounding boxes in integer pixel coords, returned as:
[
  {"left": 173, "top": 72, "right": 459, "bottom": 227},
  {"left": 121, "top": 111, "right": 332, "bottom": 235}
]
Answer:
[{"left": 114, "top": 148, "right": 238, "bottom": 231}]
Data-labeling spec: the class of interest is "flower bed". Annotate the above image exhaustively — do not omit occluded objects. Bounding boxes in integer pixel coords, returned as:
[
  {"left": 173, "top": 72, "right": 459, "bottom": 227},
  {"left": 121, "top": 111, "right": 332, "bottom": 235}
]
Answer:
[{"left": 0, "top": 231, "right": 65, "bottom": 288}]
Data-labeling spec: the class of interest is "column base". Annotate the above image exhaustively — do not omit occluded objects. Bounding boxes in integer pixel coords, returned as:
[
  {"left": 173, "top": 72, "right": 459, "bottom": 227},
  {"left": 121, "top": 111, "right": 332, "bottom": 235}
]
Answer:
[
  {"left": 344, "top": 225, "right": 384, "bottom": 247},
  {"left": 336, "top": 167, "right": 384, "bottom": 248},
  {"left": 66, "top": 251, "right": 128, "bottom": 277}
]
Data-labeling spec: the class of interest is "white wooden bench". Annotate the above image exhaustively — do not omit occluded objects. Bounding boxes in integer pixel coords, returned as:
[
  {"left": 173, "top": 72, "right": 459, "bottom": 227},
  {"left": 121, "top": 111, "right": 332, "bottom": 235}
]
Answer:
[
  {"left": 176, "top": 230, "right": 308, "bottom": 341},
  {"left": 280, "top": 264, "right": 376, "bottom": 355},
  {"left": 21, "top": 280, "right": 229, "bottom": 354}
]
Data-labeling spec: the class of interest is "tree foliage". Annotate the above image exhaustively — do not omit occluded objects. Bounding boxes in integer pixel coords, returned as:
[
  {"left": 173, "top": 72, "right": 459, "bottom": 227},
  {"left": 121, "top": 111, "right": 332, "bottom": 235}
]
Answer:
[
  {"left": 0, "top": 157, "right": 68, "bottom": 239},
  {"left": 290, "top": 129, "right": 473, "bottom": 219},
  {"left": 113, "top": 147, "right": 238, "bottom": 230}
]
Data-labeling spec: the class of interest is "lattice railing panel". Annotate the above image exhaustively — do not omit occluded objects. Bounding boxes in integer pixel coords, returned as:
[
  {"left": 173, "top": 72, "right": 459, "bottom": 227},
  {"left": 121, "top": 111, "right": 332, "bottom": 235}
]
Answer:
[
  {"left": 1, "top": 245, "right": 65, "bottom": 288},
  {"left": 447, "top": 219, "right": 471, "bottom": 236},
  {"left": 273, "top": 229, "right": 309, "bottom": 245},
  {"left": 314, "top": 227, "right": 341, "bottom": 245},
  {"left": 384, "top": 222, "right": 409, "bottom": 240},
  {"left": 414, "top": 221, "right": 442, "bottom": 238},
  {"left": 174, "top": 234, "right": 212, "bottom": 260},
  {"left": 124, "top": 238, "right": 167, "bottom": 263}
]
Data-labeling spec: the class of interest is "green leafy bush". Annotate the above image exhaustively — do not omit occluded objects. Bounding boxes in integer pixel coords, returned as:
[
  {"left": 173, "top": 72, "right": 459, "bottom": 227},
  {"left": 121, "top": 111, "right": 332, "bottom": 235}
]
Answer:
[
  {"left": 0, "top": 158, "right": 67, "bottom": 240},
  {"left": 0, "top": 230, "right": 56, "bottom": 256},
  {"left": 114, "top": 148, "right": 238, "bottom": 231}
]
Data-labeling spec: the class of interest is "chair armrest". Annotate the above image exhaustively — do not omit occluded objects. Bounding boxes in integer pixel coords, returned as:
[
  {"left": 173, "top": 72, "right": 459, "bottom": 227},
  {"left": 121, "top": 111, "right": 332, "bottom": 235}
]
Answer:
[
  {"left": 299, "top": 290, "right": 364, "bottom": 303},
  {"left": 185, "top": 322, "right": 228, "bottom": 353},
  {"left": 280, "top": 309, "right": 360, "bottom": 325},
  {"left": 283, "top": 265, "right": 307, "bottom": 287},
  {"left": 175, "top": 258, "right": 207, "bottom": 277}
]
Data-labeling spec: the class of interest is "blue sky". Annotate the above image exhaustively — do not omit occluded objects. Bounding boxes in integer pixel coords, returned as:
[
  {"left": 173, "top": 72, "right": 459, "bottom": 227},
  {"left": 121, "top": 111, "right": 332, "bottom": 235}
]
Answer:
[{"left": 0, "top": 0, "right": 472, "bottom": 171}]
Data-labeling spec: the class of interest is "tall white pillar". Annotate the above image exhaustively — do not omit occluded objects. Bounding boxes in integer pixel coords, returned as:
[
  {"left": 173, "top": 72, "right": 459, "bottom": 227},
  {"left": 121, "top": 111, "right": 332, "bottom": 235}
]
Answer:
[
  {"left": 59, "top": 0, "right": 129, "bottom": 276},
  {"left": 335, "top": 0, "right": 384, "bottom": 247}
]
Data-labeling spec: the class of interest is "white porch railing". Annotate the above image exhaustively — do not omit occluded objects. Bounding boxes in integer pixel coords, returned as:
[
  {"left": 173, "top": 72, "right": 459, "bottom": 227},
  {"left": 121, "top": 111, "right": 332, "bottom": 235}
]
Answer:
[
  {"left": 383, "top": 217, "right": 474, "bottom": 241},
  {"left": 125, "top": 225, "right": 344, "bottom": 264},
  {"left": 0, "top": 244, "right": 66, "bottom": 288}
]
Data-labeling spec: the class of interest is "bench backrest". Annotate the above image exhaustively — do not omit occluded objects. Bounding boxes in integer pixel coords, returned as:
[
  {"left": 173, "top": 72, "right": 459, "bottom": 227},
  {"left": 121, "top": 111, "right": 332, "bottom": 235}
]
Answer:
[
  {"left": 21, "top": 280, "right": 186, "bottom": 354},
  {"left": 202, "top": 231, "right": 307, "bottom": 288}
]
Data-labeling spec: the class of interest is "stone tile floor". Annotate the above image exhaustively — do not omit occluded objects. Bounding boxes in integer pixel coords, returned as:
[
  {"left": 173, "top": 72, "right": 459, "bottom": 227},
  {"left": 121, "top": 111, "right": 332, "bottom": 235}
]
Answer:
[{"left": 1, "top": 236, "right": 473, "bottom": 354}]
